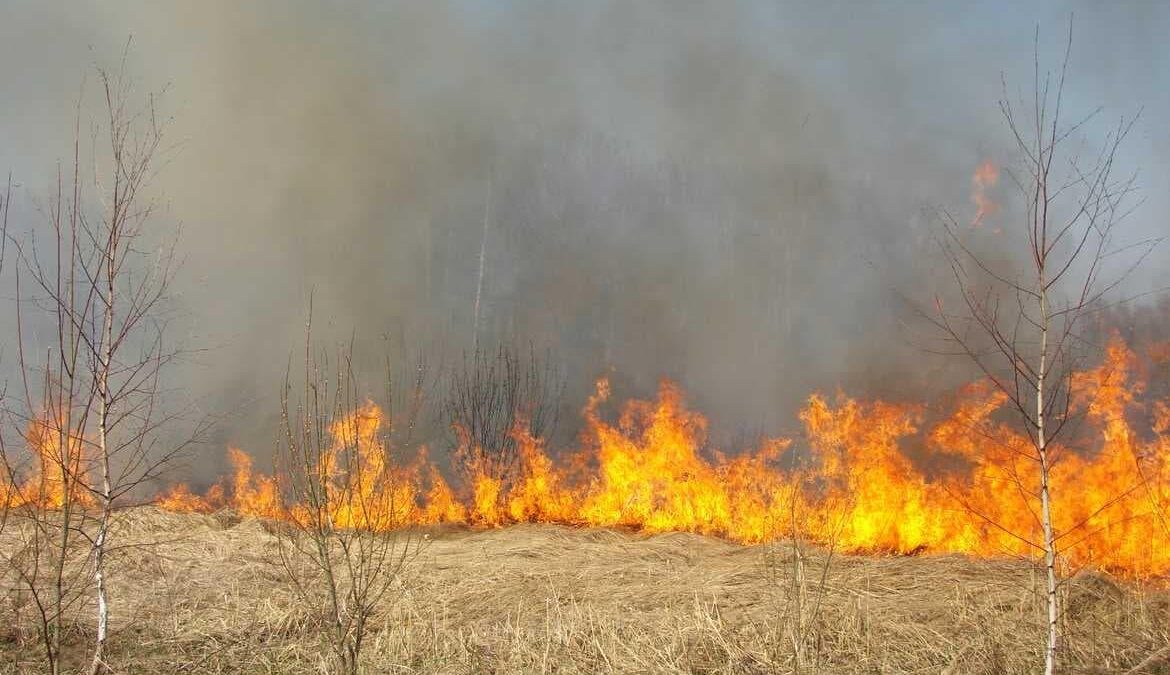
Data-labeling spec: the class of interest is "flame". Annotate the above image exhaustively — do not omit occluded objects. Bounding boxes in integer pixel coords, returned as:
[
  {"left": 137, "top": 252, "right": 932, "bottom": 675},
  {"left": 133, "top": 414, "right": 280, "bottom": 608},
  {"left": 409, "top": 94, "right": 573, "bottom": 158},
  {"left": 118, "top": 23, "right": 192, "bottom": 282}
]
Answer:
[
  {"left": 226, "top": 447, "right": 282, "bottom": 520},
  {"left": 156, "top": 483, "right": 212, "bottom": 513},
  {"left": 8, "top": 335, "right": 1161, "bottom": 578},
  {"left": 420, "top": 465, "right": 466, "bottom": 524},
  {"left": 504, "top": 422, "right": 576, "bottom": 523},
  {"left": 2, "top": 415, "right": 94, "bottom": 510},
  {"left": 971, "top": 159, "right": 1000, "bottom": 228}
]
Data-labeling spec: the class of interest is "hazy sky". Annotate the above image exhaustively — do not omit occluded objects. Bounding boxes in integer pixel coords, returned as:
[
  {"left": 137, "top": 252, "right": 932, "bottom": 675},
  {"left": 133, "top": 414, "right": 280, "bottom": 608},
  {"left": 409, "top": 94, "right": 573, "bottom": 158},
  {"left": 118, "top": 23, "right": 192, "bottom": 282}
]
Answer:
[{"left": 1, "top": 1, "right": 1167, "bottom": 464}]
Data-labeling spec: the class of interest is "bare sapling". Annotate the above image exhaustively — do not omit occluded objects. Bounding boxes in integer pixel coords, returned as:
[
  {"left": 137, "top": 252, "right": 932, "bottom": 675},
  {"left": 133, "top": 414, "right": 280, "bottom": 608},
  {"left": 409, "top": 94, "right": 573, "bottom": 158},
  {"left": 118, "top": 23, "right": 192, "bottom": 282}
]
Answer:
[
  {"left": 924, "top": 23, "right": 1157, "bottom": 675},
  {"left": 0, "top": 173, "right": 9, "bottom": 535},
  {"left": 274, "top": 317, "right": 426, "bottom": 675},
  {"left": 1, "top": 57, "right": 194, "bottom": 675}
]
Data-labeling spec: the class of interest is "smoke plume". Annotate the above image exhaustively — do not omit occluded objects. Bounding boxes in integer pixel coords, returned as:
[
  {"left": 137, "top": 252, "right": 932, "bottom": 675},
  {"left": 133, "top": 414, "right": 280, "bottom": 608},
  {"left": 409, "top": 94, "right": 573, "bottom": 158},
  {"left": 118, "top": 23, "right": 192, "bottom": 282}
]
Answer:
[{"left": 1, "top": 1, "right": 1168, "bottom": 475}]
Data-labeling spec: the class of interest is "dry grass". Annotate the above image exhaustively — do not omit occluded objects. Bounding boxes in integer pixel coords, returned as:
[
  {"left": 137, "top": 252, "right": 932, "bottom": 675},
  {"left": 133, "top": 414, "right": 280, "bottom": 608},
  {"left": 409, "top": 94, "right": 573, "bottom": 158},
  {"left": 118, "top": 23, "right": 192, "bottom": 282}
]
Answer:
[{"left": 1, "top": 507, "right": 1167, "bottom": 674}]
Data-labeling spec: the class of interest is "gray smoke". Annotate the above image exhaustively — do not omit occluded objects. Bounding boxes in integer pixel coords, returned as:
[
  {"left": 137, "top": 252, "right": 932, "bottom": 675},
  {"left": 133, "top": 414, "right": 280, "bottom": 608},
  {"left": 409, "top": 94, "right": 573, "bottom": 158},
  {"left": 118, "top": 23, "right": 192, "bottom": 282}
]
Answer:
[{"left": 1, "top": 1, "right": 1168, "bottom": 476}]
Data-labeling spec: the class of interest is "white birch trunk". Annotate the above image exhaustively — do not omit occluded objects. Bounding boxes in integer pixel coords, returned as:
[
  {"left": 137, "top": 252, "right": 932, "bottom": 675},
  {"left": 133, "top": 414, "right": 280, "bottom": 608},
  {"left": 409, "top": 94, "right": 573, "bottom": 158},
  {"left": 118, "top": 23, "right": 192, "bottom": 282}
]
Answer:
[
  {"left": 1037, "top": 288, "right": 1058, "bottom": 675},
  {"left": 472, "top": 185, "right": 490, "bottom": 354},
  {"left": 89, "top": 216, "right": 116, "bottom": 675}
]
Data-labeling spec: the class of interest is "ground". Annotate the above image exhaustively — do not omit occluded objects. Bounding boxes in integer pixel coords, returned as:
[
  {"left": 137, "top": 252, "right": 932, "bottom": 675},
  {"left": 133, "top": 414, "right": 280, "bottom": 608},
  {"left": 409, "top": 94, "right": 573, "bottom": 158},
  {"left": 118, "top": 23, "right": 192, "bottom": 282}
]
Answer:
[{"left": 1, "top": 507, "right": 1167, "bottom": 674}]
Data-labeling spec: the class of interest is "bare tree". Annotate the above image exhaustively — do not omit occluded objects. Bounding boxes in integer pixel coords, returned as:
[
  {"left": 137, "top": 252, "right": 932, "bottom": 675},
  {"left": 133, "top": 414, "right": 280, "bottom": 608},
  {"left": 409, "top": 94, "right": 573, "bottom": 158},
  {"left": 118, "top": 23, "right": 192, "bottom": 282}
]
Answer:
[
  {"left": 0, "top": 175, "right": 10, "bottom": 535},
  {"left": 274, "top": 316, "right": 426, "bottom": 675},
  {"left": 443, "top": 343, "right": 563, "bottom": 487},
  {"left": 925, "top": 24, "right": 1157, "bottom": 675},
  {"left": 1, "top": 59, "right": 192, "bottom": 674}
]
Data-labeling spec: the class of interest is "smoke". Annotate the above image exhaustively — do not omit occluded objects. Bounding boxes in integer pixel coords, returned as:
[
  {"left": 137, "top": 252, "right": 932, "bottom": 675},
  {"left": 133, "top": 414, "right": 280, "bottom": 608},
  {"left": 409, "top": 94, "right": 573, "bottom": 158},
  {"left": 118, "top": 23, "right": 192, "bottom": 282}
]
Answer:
[{"left": 1, "top": 1, "right": 1168, "bottom": 471}]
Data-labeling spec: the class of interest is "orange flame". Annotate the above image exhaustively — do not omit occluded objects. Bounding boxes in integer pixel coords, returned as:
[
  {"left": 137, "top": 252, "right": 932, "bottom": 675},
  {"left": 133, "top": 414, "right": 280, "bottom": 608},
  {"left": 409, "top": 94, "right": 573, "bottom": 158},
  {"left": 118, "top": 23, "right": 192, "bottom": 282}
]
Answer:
[
  {"left": 971, "top": 159, "right": 1000, "bottom": 228},
  {"left": 37, "top": 334, "right": 1162, "bottom": 579},
  {"left": 3, "top": 415, "right": 94, "bottom": 510},
  {"left": 156, "top": 483, "right": 212, "bottom": 513}
]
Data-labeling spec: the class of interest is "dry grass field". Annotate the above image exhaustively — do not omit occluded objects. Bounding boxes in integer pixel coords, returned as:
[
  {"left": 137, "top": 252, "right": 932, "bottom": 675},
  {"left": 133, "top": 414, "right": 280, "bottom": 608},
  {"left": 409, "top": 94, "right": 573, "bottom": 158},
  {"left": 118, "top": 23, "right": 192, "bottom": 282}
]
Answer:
[{"left": 1, "top": 507, "right": 1167, "bottom": 674}]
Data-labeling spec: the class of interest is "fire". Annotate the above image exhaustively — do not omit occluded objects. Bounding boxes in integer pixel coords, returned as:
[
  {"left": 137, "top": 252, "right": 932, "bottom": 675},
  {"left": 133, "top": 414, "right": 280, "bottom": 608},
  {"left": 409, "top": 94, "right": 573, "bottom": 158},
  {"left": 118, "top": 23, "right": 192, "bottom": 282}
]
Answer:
[
  {"left": 971, "top": 159, "right": 1000, "bottom": 227},
  {"left": 801, "top": 392, "right": 942, "bottom": 553},
  {"left": 502, "top": 424, "right": 575, "bottom": 523},
  {"left": 225, "top": 447, "right": 282, "bottom": 520},
  {"left": 156, "top": 483, "right": 212, "bottom": 513},
  {"left": 7, "top": 336, "right": 1168, "bottom": 578},
  {"left": 420, "top": 465, "right": 466, "bottom": 524},
  {"left": 2, "top": 415, "right": 94, "bottom": 510}
]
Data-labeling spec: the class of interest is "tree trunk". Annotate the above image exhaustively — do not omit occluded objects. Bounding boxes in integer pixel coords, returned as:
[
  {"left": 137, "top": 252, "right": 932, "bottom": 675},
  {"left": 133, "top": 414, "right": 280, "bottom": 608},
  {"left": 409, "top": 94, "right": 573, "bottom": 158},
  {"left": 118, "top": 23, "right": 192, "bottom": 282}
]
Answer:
[
  {"left": 89, "top": 237, "right": 116, "bottom": 675},
  {"left": 50, "top": 423, "right": 72, "bottom": 675},
  {"left": 1037, "top": 291, "right": 1058, "bottom": 675},
  {"left": 472, "top": 184, "right": 491, "bottom": 354}
]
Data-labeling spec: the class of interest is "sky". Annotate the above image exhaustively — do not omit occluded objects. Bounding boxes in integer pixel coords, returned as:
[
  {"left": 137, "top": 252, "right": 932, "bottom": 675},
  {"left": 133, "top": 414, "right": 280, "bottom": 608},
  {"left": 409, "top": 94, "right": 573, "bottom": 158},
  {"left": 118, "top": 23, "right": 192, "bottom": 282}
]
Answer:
[{"left": 1, "top": 1, "right": 1168, "bottom": 472}]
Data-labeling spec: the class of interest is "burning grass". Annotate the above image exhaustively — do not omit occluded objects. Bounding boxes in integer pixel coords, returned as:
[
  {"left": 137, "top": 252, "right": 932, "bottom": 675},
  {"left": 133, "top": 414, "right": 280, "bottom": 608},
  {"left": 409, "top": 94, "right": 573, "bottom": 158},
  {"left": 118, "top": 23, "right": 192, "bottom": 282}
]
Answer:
[
  {"left": 135, "top": 335, "right": 1170, "bottom": 580},
  {"left": 1, "top": 506, "right": 1167, "bottom": 674},
  {"left": 4, "top": 335, "right": 1169, "bottom": 672}
]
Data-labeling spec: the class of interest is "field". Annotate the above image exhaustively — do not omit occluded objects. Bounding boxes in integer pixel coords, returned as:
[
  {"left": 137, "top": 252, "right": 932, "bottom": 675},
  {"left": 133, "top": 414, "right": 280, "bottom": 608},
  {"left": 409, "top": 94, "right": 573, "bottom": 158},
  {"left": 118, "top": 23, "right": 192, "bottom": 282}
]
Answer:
[{"left": 1, "top": 507, "right": 1167, "bottom": 674}]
